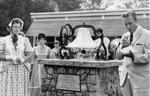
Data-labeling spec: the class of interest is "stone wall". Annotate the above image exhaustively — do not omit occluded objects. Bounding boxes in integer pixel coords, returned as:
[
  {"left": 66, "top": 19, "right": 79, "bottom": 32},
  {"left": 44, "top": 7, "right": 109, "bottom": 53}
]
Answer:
[{"left": 41, "top": 65, "right": 122, "bottom": 96}]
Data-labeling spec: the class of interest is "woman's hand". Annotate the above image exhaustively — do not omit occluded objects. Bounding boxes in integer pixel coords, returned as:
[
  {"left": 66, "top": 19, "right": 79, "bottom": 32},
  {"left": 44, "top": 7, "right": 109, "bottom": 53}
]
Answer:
[
  {"left": 15, "top": 57, "right": 21, "bottom": 65},
  {"left": 11, "top": 57, "right": 25, "bottom": 65},
  {"left": 5, "top": 55, "right": 19, "bottom": 64},
  {"left": 15, "top": 57, "right": 25, "bottom": 64}
]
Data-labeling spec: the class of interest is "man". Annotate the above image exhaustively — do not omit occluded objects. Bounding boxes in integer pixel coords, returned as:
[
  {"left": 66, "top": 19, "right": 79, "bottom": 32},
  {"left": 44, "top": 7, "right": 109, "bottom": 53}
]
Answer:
[{"left": 116, "top": 10, "right": 150, "bottom": 96}]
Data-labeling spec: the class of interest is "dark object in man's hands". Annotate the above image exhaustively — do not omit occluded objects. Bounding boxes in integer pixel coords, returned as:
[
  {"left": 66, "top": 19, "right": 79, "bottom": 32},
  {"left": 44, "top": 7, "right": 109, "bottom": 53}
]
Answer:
[{"left": 123, "top": 50, "right": 134, "bottom": 60}]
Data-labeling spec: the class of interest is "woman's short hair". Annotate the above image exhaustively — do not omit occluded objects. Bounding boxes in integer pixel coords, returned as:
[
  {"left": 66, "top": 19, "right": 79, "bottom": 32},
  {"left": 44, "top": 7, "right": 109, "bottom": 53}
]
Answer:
[
  {"left": 96, "top": 28, "right": 103, "bottom": 33},
  {"left": 38, "top": 33, "right": 46, "bottom": 40}
]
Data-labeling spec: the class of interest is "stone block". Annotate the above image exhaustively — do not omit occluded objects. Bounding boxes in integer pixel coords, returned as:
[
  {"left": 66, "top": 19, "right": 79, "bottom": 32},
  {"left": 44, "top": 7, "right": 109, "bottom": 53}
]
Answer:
[
  {"left": 76, "top": 69, "right": 85, "bottom": 75},
  {"left": 47, "top": 74, "right": 53, "bottom": 79},
  {"left": 81, "top": 73, "right": 88, "bottom": 81},
  {"left": 67, "top": 68, "right": 74, "bottom": 74},
  {"left": 85, "top": 68, "right": 90, "bottom": 73},
  {"left": 47, "top": 67, "right": 53, "bottom": 74},
  {"left": 89, "top": 92, "right": 96, "bottom": 96},
  {"left": 63, "top": 94, "right": 75, "bottom": 96},
  {"left": 81, "top": 84, "right": 87, "bottom": 91},
  {"left": 58, "top": 67, "right": 66, "bottom": 73},
  {"left": 87, "top": 84, "right": 97, "bottom": 92},
  {"left": 52, "top": 73, "right": 58, "bottom": 79},
  {"left": 75, "top": 92, "right": 82, "bottom": 96},
  {"left": 87, "top": 75, "right": 97, "bottom": 85},
  {"left": 81, "top": 92, "right": 89, "bottom": 96},
  {"left": 90, "top": 69, "right": 97, "bottom": 75},
  {"left": 50, "top": 79, "right": 57, "bottom": 87}
]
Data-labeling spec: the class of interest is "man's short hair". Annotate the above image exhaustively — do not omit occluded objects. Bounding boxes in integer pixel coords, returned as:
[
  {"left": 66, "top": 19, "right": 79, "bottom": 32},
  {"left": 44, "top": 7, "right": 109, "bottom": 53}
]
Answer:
[{"left": 122, "top": 10, "right": 137, "bottom": 21}]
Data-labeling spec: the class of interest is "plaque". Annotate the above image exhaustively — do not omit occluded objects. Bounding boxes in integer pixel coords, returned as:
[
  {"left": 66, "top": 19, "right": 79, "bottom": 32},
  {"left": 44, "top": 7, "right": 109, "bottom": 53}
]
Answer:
[{"left": 56, "top": 74, "right": 80, "bottom": 91}]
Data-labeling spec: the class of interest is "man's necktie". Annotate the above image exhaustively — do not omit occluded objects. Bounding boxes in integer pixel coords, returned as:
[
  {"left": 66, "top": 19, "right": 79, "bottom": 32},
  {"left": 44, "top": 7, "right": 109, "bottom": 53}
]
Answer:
[{"left": 130, "top": 33, "right": 133, "bottom": 44}]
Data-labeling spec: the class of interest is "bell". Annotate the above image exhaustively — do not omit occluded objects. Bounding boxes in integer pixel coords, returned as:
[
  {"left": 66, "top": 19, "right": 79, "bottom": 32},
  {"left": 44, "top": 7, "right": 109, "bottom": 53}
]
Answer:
[{"left": 67, "top": 27, "right": 97, "bottom": 48}]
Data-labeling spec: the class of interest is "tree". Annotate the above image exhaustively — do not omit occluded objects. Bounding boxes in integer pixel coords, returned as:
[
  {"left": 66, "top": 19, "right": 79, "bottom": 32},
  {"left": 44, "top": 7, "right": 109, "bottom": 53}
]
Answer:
[
  {"left": 30, "top": 0, "right": 58, "bottom": 12},
  {"left": 80, "top": 0, "right": 150, "bottom": 10},
  {"left": 0, "top": 0, "right": 82, "bottom": 36},
  {"left": 0, "top": 0, "right": 56, "bottom": 36},
  {"left": 0, "top": 0, "right": 32, "bottom": 36},
  {"left": 56, "top": 0, "right": 81, "bottom": 11},
  {"left": 0, "top": 0, "right": 149, "bottom": 36},
  {"left": 124, "top": 0, "right": 150, "bottom": 9},
  {"left": 80, "top": 0, "right": 110, "bottom": 10}
]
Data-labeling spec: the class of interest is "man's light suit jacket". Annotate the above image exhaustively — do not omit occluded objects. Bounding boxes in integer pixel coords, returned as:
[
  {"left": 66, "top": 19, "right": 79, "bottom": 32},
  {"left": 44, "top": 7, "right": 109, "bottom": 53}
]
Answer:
[{"left": 117, "top": 26, "right": 150, "bottom": 96}]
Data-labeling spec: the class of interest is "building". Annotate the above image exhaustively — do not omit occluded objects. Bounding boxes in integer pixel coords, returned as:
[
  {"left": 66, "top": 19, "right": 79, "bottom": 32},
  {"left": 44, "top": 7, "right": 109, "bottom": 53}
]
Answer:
[{"left": 26, "top": 8, "right": 150, "bottom": 48}]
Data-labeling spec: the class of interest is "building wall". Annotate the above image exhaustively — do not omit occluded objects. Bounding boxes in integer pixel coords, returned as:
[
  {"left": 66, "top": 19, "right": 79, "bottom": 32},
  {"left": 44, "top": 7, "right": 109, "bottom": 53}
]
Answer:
[{"left": 26, "top": 9, "right": 150, "bottom": 47}]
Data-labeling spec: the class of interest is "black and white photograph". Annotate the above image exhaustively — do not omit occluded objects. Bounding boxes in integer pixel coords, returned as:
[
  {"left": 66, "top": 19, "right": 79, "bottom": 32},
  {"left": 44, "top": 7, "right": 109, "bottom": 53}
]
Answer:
[{"left": 0, "top": 0, "right": 149, "bottom": 96}]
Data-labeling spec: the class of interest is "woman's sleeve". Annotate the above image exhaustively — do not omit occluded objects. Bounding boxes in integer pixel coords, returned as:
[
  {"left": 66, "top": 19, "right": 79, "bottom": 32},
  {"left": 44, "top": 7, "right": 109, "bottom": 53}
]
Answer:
[
  {"left": 47, "top": 47, "right": 51, "bottom": 58},
  {"left": 0, "top": 37, "right": 6, "bottom": 60},
  {"left": 0, "top": 37, "right": 5, "bottom": 53},
  {"left": 0, "top": 37, "right": 7, "bottom": 72},
  {"left": 24, "top": 37, "right": 33, "bottom": 52}
]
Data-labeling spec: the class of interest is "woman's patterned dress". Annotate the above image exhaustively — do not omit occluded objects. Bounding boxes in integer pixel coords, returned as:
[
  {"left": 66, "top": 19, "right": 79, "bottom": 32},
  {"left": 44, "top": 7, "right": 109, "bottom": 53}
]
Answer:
[{"left": 0, "top": 35, "right": 32, "bottom": 96}]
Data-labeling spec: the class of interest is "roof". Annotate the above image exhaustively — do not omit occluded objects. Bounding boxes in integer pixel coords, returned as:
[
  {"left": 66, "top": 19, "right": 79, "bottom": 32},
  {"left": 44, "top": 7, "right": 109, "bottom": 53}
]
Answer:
[{"left": 26, "top": 8, "right": 150, "bottom": 37}]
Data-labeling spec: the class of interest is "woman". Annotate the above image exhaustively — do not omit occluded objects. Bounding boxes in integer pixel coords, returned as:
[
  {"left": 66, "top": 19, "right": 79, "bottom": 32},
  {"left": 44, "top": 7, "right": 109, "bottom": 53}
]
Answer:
[
  {"left": 30, "top": 33, "right": 51, "bottom": 96},
  {"left": 51, "top": 40, "right": 60, "bottom": 59},
  {"left": 0, "top": 18, "right": 33, "bottom": 96}
]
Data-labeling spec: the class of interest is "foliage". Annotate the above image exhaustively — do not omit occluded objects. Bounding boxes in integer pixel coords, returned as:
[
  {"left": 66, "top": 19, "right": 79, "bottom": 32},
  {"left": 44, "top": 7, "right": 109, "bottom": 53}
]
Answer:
[
  {"left": 80, "top": 0, "right": 150, "bottom": 10},
  {"left": 56, "top": 0, "right": 81, "bottom": 11},
  {"left": 80, "top": 0, "right": 104, "bottom": 10},
  {"left": 0, "top": 0, "right": 82, "bottom": 36},
  {"left": 0, "top": 0, "right": 32, "bottom": 36},
  {"left": 124, "top": 0, "right": 150, "bottom": 9},
  {"left": 30, "top": 0, "right": 58, "bottom": 12},
  {"left": 0, "top": 0, "right": 149, "bottom": 36}
]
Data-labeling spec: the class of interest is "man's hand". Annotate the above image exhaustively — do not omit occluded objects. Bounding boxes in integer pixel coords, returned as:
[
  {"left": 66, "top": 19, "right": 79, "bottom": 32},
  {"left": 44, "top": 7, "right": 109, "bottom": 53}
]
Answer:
[
  {"left": 121, "top": 38, "right": 130, "bottom": 48},
  {"left": 121, "top": 34, "right": 130, "bottom": 48},
  {"left": 122, "top": 50, "right": 134, "bottom": 60}
]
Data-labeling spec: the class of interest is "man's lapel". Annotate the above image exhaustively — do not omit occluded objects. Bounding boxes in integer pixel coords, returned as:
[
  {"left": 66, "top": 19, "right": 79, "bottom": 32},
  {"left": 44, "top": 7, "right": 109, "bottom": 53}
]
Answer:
[{"left": 131, "top": 27, "right": 142, "bottom": 46}]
